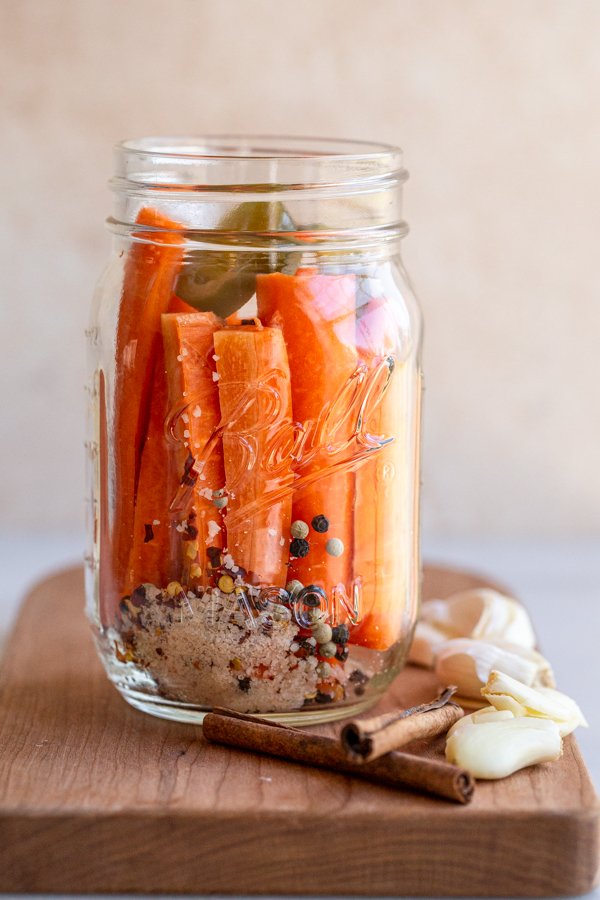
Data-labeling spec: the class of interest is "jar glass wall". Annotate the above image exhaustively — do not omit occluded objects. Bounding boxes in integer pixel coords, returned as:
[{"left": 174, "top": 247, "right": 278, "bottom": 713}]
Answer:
[{"left": 85, "top": 136, "right": 422, "bottom": 725}]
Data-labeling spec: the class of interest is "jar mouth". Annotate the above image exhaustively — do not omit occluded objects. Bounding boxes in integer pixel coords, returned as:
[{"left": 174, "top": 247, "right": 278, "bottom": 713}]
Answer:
[
  {"left": 118, "top": 134, "right": 402, "bottom": 163},
  {"left": 113, "top": 134, "right": 407, "bottom": 191}
]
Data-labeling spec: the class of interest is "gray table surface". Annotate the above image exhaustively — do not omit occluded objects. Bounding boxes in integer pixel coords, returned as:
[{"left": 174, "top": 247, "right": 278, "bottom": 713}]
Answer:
[{"left": 1, "top": 530, "right": 598, "bottom": 899}]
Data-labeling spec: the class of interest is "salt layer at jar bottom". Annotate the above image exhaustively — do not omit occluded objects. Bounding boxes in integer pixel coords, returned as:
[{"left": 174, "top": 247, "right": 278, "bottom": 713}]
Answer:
[{"left": 96, "top": 577, "right": 414, "bottom": 726}]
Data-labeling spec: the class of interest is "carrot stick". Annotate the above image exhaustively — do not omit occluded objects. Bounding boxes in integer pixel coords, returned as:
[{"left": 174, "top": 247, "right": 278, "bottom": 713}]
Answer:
[
  {"left": 350, "top": 294, "right": 415, "bottom": 650},
  {"left": 161, "top": 311, "right": 226, "bottom": 583},
  {"left": 124, "top": 346, "right": 178, "bottom": 593},
  {"left": 112, "top": 208, "right": 184, "bottom": 595},
  {"left": 256, "top": 273, "right": 357, "bottom": 597},
  {"left": 213, "top": 325, "right": 293, "bottom": 586}
]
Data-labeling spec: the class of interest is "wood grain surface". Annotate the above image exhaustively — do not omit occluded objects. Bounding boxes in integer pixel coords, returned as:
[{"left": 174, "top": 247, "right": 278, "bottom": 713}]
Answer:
[{"left": 0, "top": 565, "right": 597, "bottom": 896}]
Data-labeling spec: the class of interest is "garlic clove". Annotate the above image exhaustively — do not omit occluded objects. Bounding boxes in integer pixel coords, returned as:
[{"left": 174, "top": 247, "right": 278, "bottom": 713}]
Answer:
[
  {"left": 448, "top": 706, "right": 515, "bottom": 737},
  {"left": 434, "top": 638, "right": 553, "bottom": 700},
  {"left": 419, "top": 598, "right": 462, "bottom": 636},
  {"left": 407, "top": 621, "right": 448, "bottom": 667},
  {"left": 445, "top": 708, "right": 563, "bottom": 779},
  {"left": 482, "top": 670, "right": 588, "bottom": 737},
  {"left": 420, "top": 588, "right": 536, "bottom": 648},
  {"left": 488, "top": 640, "right": 555, "bottom": 688}
]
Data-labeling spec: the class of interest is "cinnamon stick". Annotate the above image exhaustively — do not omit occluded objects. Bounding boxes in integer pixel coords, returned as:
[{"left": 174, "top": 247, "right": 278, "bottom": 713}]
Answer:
[
  {"left": 203, "top": 708, "right": 474, "bottom": 804},
  {"left": 341, "top": 687, "right": 464, "bottom": 763}
]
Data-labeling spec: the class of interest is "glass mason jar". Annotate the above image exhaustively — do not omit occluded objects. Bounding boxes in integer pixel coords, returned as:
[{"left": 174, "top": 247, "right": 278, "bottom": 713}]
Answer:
[{"left": 86, "top": 136, "right": 422, "bottom": 725}]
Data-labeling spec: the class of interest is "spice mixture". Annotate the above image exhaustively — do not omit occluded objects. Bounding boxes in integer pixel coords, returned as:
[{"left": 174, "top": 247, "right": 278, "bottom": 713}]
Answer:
[{"left": 115, "top": 553, "right": 370, "bottom": 713}]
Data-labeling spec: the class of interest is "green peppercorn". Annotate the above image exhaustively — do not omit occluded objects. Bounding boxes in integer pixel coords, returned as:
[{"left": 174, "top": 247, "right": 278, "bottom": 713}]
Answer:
[
  {"left": 325, "top": 538, "right": 344, "bottom": 557},
  {"left": 307, "top": 608, "right": 327, "bottom": 624},
  {"left": 311, "top": 514, "right": 329, "bottom": 533},
  {"left": 311, "top": 622, "right": 333, "bottom": 644},
  {"left": 271, "top": 604, "right": 292, "bottom": 623},
  {"left": 285, "top": 579, "right": 304, "bottom": 597},
  {"left": 316, "top": 661, "right": 332, "bottom": 678},
  {"left": 318, "top": 641, "right": 337, "bottom": 658},
  {"left": 290, "top": 519, "right": 309, "bottom": 539}
]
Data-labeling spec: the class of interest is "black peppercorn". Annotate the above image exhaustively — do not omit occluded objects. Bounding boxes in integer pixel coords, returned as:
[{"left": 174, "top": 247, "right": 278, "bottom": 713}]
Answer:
[
  {"left": 315, "top": 691, "right": 334, "bottom": 704},
  {"left": 290, "top": 537, "right": 310, "bottom": 558},
  {"left": 311, "top": 514, "right": 330, "bottom": 533},
  {"left": 331, "top": 624, "right": 350, "bottom": 644},
  {"left": 298, "top": 584, "right": 327, "bottom": 607},
  {"left": 335, "top": 645, "right": 350, "bottom": 662},
  {"left": 130, "top": 585, "right": 148, "bottom": 608},
  {"left": 237, "top": 676, "right": 251, "bottom": 692}
]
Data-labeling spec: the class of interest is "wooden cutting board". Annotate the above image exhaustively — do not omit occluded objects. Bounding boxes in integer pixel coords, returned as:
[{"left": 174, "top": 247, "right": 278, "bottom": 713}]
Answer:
[{"left": 0, "top": 566, "right": 597, "bottom": 896}]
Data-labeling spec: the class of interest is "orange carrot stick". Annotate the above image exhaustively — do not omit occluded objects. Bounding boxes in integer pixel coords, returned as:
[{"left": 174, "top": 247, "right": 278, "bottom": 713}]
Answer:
[
  {"left": 256, "top": 273, "right": 357, "bottom": 597},
  {"left": 213, "top": 325, "right": 293, "bottom": 586},
  {"left": 124, "top": 347, "right": 178, "bottom": 593},
  {"left": 112, "top": 208, "right": 183, "bottom": 595},
  {"left": 161, "top": 311, "right": 225, "bottom": 582},
  {"left": 350, "top": 293, "right": 417, "bottom": 650}
]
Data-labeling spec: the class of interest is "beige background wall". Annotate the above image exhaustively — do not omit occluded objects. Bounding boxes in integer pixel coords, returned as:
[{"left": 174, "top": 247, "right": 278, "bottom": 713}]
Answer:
[{"left": 1, "top": 0, "right": 598, "bottom": 539}]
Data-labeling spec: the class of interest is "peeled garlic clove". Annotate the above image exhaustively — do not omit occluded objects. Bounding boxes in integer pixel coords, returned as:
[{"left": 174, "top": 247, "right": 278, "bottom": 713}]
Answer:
[
  {"left": 447, "top": 705, "right": 514, "bottom": 738},
  {"left": 445, "top": 708, "right": 562, "bottom": 779},
  {"left": 482, "top": 670, "right": 588, "bottom": 736},
  {"left": 434, "top": 638, "right": 552, "bottom": 699},
  {"left": 420, "top": 589, "right": 536, "bottom": 648},
  {"left": 408, "top": 621, "right": 448, "bottom": 667}
]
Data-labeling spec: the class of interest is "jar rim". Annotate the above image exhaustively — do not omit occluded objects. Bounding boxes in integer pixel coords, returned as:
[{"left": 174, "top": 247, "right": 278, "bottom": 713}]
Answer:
[
  {"left": 117, "top": 134, "right": 403, "bottom": 165},
  {"left": 113, "top": 135, "right": 407, "bottom": 192}
]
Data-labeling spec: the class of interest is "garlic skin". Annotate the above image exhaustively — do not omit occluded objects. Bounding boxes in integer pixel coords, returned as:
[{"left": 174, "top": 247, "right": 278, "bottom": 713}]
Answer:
[
  {"left": 407, "top": 621, "right": 448, "bottom": 667},
  {"left": 482, "top": 670, "right": 588, "bottom": 737},
  {"left": 421, "top": 588, "right": 536, "bottom": 648},
  {"left": 445, "top": 707, "right": 562, "bottom": 779},
  {"left": 434, "top": 638, "right": 555, "bottom": 699}
]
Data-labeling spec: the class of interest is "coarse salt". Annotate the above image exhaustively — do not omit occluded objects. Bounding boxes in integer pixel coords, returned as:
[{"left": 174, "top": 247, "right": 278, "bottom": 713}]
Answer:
[
  {"left": 212, "top": 372, "right": 220, "bottom": 382},
  {"left": 192, "top": 405, "right": 202, "bottom": 418},
  {"left": 206, "top": 520, "right": 221, "bottom": 541}
]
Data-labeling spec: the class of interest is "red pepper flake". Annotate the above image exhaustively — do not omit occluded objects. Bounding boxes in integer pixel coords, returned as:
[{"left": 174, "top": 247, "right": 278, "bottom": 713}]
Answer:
[
  {"left": 253, "top": 663, "right": 271, "bottom": 679},
  {"left": 181, "top": 452, "right": 198, "bottom": 487}
]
